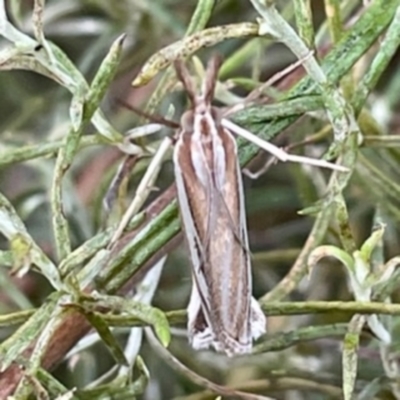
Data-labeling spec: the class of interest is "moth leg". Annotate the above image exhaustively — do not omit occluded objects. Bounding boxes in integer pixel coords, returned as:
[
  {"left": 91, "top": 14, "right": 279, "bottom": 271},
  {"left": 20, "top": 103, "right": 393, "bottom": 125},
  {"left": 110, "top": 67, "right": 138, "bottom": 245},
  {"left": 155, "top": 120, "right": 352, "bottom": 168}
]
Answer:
[
  {"left": 222, "top": 119, "right": 348, "bottom": 172},
  {"left": 243, "top": 155, "right": 278, "bottom": 180}
]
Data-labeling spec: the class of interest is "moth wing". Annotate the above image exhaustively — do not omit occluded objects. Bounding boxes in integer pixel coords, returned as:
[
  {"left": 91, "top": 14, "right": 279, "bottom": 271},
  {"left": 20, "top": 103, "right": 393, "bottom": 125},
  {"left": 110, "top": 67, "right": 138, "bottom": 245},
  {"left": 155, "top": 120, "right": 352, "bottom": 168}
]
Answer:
[
  {"left": 173, "top": 134, "right": 215, "bottom": 348},
  {"left": 233, "top": 139, "right": 267, "bottom": 341},
  {"left": 211, "top": 127, "right": 266, "bottom": 353},
  {"left": 195, "top": 126, "right": 251, "bottom": 353}
]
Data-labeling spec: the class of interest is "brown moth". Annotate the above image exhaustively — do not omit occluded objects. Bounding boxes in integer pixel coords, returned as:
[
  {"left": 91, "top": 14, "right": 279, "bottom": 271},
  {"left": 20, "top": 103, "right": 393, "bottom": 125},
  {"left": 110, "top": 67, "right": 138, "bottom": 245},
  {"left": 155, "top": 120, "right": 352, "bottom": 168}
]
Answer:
[
  {"left": 173, "top": 56, "right": 266, "bottom": 356},
  {"left": 110, "top": 54, "right": 346, "bottom": 355}
]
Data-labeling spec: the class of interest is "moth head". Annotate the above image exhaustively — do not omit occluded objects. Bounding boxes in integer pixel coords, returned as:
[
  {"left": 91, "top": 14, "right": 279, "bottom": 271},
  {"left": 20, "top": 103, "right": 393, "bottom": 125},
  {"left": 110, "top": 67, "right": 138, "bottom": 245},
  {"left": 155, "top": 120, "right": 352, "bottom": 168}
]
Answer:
[
  {"left": 180, "top": 109, "right": 195, "bottom": 133},
  {"left": 174, "top": 55, "right": 223, "bottom": 109}
]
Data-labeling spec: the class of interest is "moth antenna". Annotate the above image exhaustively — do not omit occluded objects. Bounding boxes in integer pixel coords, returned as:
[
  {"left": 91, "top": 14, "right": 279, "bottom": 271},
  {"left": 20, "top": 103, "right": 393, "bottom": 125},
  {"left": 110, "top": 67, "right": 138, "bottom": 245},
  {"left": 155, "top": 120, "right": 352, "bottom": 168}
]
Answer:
[
  {"left": 117, "top": 99, "right": 180, "bottom": 129},
  {"left": 174, "top": 59, "right": 197, "bottom": 105},
  {"left": 203, "top": 54, "right": 223, "bottom": 104}
]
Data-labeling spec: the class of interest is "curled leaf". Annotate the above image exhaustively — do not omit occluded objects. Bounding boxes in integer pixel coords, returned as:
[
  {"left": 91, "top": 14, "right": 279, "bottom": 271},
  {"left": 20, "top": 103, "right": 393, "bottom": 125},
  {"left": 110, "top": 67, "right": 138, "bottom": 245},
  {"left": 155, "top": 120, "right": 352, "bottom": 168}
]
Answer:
[
  {"left": 360, "top": 225, "right": 385, "bottom": 263},
  {"left": 308, "top": 245, "right": 354, "bottom": 276},
  {"left": 132, "top": 23, "right": 259, "bottom": 86},
  {"left": 375, "top": 256, "right": 400, "bottom": 285}
]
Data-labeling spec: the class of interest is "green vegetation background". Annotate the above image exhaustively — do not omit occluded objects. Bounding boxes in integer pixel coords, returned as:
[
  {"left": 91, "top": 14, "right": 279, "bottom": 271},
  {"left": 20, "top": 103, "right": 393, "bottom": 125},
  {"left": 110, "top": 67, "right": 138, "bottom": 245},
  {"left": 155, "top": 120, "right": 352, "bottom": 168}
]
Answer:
[{"left": 1, "top": 0, "right": 400, "bottom": 399}]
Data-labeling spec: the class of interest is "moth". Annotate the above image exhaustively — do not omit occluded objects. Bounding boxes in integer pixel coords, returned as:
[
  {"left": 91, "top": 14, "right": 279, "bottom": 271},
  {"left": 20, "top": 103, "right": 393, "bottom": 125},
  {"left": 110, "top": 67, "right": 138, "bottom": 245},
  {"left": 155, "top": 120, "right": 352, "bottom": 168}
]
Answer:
[
  {"left": 173, "top": 56, "right": 266, "bottom": 356},
  {"left": 112, "top": 54, "right": 347, "bottom": 355}
]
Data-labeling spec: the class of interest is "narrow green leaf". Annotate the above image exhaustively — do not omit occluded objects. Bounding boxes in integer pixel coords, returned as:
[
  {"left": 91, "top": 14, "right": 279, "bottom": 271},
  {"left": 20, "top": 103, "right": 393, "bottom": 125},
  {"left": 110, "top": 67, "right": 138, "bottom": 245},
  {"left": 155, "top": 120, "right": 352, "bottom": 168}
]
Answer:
[
  {"left": 366, "top": 314, "right": 390, "bottom": 343},
  {"left": 132, "top": 23, "right": 259, "bottom": 86},
  {"left": 0, "top": 309, "right": 35, "bottom": 327},
  {"left": 117, "top": 299, "right": 170, "bottom": 347},
  {"left": 88, "top": 294, "right": 171, "bottom": 347},
  {"left": 298, "top": 199, "right": 324, "bottom": 216},
  {"left": 92, "top": 110, "right": 124, "bottom": 142},
  {"left": 342, "top": 314, "right": 364, "bottom": 400},
  {"left": 352, "top": 251, "right": 371, "bottom": 295},
  {"left": 82, "top": 309, "right": 128, "bottom": 366},
  {"left": 37, "top": 368, "right": 79, "bottom": 400},
  {"left": 9, "top": 232, "right": 32, "bottom": 276},
  {"left": 76, "top": 358, "right": 149, "bottom": 399},
  {"left": 0, "top": 296, "right": 58, "bottom": 372},
  {"left": 59, "top": 228, "right": 114, "bottom": 277},
  {"left": 32, "top": 0, "right": 45, "bottom": 44},
  {"left": 77, "top": 380, "right": 140, "bottom": 400},
  {"left": 233, "top": 94, "right": 324, "bottom": 124},
  {"left": 85, "top": 34, "right": 126, "bottom": 119},
  {"left": 376, "top": 256, "right": 400, "bottom": 285},
  {"left": 69, "top": 91, "right": 85, "bottom": 131},
  {"left": 360, "top": 226, "right": 385, "bottom": 263},
  {"left": 153, "top": 316, "right": 171, "bottom": 348},
  {"left": 357, "top": 377, "right": 386, "bottom": 400},
  {"left": 0, "top": 267, "right": 33, "bottom": 309},
  {"left": 308, "top": 245, "right": 354, "bottom": 275},
  {"left": 0, "top": 192, "right": 62, "bottom": 289},
  {"left": 133, "top": 356, "right": 150, "bottom": 392}
]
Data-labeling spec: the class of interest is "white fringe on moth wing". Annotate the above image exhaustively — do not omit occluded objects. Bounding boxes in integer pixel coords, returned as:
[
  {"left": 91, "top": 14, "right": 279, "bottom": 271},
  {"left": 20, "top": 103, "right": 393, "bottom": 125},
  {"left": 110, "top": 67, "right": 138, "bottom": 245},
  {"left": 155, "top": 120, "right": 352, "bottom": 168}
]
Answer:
[
  {"left": 250, "top": 297, "right": 267, "bottom": 340},
  {"left": 187, "top": 279, "right": 214, "bottom": 350},
  {"left": 187, "top": 282, "right": 267, "bottom": 351}
]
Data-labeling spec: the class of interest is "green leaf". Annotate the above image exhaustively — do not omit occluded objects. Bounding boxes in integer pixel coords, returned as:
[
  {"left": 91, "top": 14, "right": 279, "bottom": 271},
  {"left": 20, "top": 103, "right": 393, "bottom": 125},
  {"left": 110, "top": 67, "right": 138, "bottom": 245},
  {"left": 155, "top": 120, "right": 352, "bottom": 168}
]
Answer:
[
  {"left": 342, "top": 314, "right": 364, "bottom": 400},
  {"left": 82, "top": 309, "right": 129, "bottom": 366},
  {"left": 0, "top": 192, "right": 62, "bottom": 289},
  {"left": 69, "top": 91, "right": 85, "bottom": 131},
  {"left": 359, "top": 225, "right": 385, "bottom": 263},
  {"left": 308, "top": 245, "right": 354, "bottom": 276},
  {"left": 85, "top": 34, "right": 126, "bottom": 119},
  {"left": 89, "top": 294, "right": 171, "bottom": 347},
  {"left": 120, "top": 301, "right": 170, "bottom": 348},
  {"left": 298, "top": 200, "right": 324, "bottom": 216},
  {"left": 131, "top": 356, "right": 150, "bottom": 392},
  {"left": 366, "top": 314, "right": 391, "bottom": 343},
  {"left": 352, "top": 251, "right": 371, "bottom": 299},
  {"left": 76, "top": 358, "right": 149, "bottom": 400},
  {"left": 9, "top": 232, "right": 32, "bottom": 276},
  {"left": 77, "top": 381, "right": 139, "bottom": 400},
  {"left": 37, "top": 368, "right": 79, "bottom": 400},
  {"left": 0, "top": 295, "right": 58, "bottom": 372},
  {"left": 376, "top": 256, "right": 400, "bottom": 285},
  {"left": 357, "top": 377, "right": 386, "bottom": 400}
]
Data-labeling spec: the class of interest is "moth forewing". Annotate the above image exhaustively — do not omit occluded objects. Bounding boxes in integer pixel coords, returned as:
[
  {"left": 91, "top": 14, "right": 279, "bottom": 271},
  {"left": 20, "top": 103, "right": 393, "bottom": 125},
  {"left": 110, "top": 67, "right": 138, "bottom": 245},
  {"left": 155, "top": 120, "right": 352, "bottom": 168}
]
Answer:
[
  {"left": 173, "top": 120, "right": 215, "bottom": 349},
  {"left": 211, "top": 121, "right": 255, "bottom": 352},
  {"left": 173, "top": 58, "right": 266, "bottom": 356},
  {"left": 223, "top": 122, "right": 267, "bottom": 350}
]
